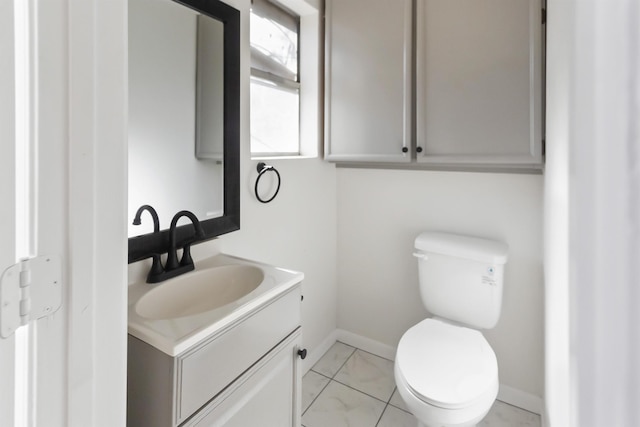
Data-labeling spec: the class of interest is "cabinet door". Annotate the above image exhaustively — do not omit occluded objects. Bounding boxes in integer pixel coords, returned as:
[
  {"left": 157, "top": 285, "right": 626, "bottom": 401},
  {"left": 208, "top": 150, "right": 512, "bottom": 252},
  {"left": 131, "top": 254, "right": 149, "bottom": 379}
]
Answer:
[
  {"left": 416, "top": 0, "right": 543, "bottom": 167},
  {"left": 185, "top": 329, "right": 302, "bottom": 427},
  {"left": 325, "top": 0, "right": 412, "bottom": 162}
]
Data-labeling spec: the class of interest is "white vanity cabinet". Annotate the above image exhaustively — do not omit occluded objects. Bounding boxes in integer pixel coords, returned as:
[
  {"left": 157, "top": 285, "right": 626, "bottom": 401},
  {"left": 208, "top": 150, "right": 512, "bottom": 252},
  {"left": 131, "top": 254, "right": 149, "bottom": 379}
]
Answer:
[
  {"left": 324, "top": 0, "right": 544, "bottom": 171},
  {"left": 127, "top": 285, "right": 303, "bottom": 427}
]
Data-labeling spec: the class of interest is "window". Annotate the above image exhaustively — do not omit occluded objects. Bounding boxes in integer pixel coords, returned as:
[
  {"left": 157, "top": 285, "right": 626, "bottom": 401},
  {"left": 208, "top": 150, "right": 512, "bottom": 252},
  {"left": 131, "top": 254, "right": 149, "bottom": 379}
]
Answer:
[{"left": 250, "top": 0, "right": 300, "bottom": 156}]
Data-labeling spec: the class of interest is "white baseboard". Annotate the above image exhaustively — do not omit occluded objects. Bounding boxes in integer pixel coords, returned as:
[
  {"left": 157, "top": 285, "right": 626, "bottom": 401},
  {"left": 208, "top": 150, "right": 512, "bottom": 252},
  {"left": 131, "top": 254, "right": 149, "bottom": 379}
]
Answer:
[
  {"left": 497, "top": 384, "right": 544, "bottom": 416},
  {"left": 306, "top": 329, "right": 544, "bottom": 417},
  {"left": 335, "top": 329, "right": 397, "bottom": 361}
]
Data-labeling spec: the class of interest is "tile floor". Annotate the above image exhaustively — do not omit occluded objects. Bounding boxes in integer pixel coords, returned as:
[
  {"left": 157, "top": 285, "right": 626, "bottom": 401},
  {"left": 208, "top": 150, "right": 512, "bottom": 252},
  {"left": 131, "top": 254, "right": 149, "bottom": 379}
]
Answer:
[{"left": 301, "top": 341, "right": 541, "bottom": 427}]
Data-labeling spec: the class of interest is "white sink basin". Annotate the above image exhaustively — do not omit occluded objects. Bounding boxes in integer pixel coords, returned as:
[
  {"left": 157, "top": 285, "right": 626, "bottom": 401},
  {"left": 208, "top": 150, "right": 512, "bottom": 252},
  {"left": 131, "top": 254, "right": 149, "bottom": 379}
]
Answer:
[
  {"left": 135, "top": 265, "right": 264, "bottom": 320},
  {"left": 128, "top": 254, "right": 304, "bottom": 356}
]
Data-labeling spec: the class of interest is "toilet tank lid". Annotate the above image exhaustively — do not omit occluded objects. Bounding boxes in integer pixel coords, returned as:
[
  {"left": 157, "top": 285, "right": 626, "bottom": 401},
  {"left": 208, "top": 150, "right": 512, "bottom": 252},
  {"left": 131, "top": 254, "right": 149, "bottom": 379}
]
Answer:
[{"left": 414, "top": 232, "right": 508, "bottom": 264}]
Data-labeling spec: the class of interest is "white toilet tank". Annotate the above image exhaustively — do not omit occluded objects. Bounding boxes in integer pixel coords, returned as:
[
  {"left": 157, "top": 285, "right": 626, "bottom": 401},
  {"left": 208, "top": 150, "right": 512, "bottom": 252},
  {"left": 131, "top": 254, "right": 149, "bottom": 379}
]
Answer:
[{"left": 414, "top": 232, "right": 509, "bottom": 329}]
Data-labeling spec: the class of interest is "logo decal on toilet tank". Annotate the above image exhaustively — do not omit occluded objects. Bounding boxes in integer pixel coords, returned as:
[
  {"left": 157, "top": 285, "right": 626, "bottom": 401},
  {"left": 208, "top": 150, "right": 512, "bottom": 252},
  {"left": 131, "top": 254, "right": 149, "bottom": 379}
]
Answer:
[{"left": 481, "top": 266, "right": 497, "bottom": 286}]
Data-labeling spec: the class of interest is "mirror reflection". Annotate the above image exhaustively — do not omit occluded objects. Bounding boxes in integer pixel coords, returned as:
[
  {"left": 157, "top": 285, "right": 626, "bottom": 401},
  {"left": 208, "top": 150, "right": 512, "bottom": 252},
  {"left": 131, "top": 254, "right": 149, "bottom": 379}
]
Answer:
[{"left": 128, "top": 0, "right": 224, "bottom": 237}]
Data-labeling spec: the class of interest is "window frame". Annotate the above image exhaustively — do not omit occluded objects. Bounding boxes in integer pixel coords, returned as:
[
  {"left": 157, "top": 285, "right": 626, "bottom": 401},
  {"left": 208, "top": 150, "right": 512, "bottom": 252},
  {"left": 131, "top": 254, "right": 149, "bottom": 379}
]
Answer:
[{"left": 250, "top": 0, "right": 302, "bottom": 157}]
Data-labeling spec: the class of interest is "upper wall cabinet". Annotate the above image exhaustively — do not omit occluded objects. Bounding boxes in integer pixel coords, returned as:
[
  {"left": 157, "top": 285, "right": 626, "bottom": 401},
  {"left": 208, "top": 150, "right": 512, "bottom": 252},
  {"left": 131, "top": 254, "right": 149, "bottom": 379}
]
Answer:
[
  {"left": 324, "top": 0, "right": 544, "bottom": 171},
  {"left": 324, "top": 0, "right": 413, "bottom": 163},
  {"left": 416, "top": 0, "right": 543, "bottom": 168}
]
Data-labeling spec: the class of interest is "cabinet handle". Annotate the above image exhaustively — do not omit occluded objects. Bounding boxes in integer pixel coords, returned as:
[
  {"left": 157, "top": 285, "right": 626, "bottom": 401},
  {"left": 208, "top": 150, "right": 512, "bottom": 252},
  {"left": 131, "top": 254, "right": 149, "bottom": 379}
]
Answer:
[
  {"left": 401, "top": 147, "right": 408, "bottom": 153},
  {"left": 416, "top": 146, "right": 423, "bottom": 153},
  {"left": 297, "top": 348, "right": 307, "bottom": 359}
]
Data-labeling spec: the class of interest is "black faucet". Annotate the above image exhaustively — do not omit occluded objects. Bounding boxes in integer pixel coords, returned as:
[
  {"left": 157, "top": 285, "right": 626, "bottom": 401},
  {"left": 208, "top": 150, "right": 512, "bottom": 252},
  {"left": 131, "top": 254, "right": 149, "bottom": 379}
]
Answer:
[
  {"left": 133, "top": 204, "right": 160, "bottom": 232},
  {"left": 132, "top": 205, "right": 164, "bottom": 282},
  {"left": 147, "top": 210, "right": 205, "bottom": 283}
]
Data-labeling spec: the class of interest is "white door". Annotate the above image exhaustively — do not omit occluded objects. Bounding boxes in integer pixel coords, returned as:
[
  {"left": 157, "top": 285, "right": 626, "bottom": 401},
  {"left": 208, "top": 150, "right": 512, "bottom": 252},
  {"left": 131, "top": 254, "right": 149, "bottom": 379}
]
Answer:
[{"left": 0, "top": 0, "right": 128, "bottom": 426}]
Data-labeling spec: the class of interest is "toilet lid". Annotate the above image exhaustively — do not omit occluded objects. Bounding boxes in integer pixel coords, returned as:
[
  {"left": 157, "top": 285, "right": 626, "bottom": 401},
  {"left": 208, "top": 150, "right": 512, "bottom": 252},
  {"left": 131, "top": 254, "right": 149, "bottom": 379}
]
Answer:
[{"left": 396, "top": 318, "right": 498, "bottom": 409}]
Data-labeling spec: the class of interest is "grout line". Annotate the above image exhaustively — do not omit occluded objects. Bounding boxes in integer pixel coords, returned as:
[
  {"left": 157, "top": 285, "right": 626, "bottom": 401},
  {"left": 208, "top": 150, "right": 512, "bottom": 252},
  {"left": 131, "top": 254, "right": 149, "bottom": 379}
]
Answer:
[
  {"left": 340, "top": 342, "right": 394, "bottom": 363},
  {"left": 301, "top": 372, "right": 332, "bottom": 418},
  {"left": 330, "top": 345, "right": 357, "bottom": 379},
  {"left": 496, "top": 398, "right": 542, "bottom": 417},
  {"left": 330, "top": 377, "right": 393, "bottom": 405},
  {"left": 310, "top": 342, "right": 357, "bottom": 380},
  {"left": 303, "top": 343, "right": 357, "bottom": 418},
  {"left": 374, "top": 403, "right": 389, "bottom": 427},
  {"left": 386, "top": 386, "right": 397, "bottom": 404},
  {"left": 389, "top": 402, "right": 412, "bottom": 415},
  {"left": 375, "top": 388, "right": 398, "bottom": 427},
  {"left": 309, "top": 369, "right": 332, "bottom": 380},
  {"left": 386, "top": 386, "right": 412, "bottom": 414},
  {"left": 331, "top": 346, "right": 397, "bottom": 405}
]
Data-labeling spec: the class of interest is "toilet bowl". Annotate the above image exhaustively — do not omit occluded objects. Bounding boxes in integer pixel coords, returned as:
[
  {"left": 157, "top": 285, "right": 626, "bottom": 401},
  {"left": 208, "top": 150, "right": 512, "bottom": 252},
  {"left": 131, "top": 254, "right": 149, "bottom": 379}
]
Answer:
[
  {"left": 394, "top": 232, "right": 508, "bottom": 427},
  {"left": 395, "top": 318, "right": 498, "bottom": 427}
]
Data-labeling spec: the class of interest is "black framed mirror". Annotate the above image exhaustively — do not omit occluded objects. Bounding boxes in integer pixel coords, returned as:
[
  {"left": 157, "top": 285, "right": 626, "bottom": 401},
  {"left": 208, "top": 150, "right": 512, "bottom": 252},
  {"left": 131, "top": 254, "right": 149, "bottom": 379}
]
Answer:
[{"left": 128, "top": 0, "right": 240, "bottom": 264}]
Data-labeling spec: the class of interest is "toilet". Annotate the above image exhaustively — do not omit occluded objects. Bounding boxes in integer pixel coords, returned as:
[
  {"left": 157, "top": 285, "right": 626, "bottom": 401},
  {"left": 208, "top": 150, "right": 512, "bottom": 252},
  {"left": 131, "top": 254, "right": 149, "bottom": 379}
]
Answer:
[{"left": 394, "top": 232, "right": 508, "bottom": 427}]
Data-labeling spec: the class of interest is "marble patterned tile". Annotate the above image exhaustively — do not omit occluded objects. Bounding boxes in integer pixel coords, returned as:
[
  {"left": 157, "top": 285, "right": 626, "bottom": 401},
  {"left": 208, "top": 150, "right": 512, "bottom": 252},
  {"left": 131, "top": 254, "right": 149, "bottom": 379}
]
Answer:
[
  {"left": 311, "top": 341, "right": 356, "bottom": 378},
  {"left": 334, "top": 350, "right": 396, "bottom": 402},
  {"left": 479, "top": 400, "right": 541, "bottom": 427},
  {"left": 302, "top": 370, "right": 331, "bottom": 413},
  {"left": 302, "top": 380, "right": 386, "bottom": 427},
  {"left": 376, "top": 404, "right": 417, "bottom": 427},
  {"left": 389, "top": 388, "right": 411, "bottom": 413}
]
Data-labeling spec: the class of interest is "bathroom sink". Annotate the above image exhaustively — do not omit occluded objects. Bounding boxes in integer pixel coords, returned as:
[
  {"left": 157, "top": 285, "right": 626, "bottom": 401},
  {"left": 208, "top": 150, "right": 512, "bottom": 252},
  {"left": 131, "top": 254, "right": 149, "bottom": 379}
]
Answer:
[
  {"left": 128, "top": 253, "right": 304, "bottom": 356},
  {"left": 135, "top": 265, "right": 264, "bottom": 320}
]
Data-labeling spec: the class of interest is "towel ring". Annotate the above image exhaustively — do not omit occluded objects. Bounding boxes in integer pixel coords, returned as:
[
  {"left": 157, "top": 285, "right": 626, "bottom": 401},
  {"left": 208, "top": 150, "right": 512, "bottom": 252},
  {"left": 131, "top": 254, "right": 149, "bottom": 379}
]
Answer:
[{"left": 254, "top": 162, "right": 281, "bottom": 203}]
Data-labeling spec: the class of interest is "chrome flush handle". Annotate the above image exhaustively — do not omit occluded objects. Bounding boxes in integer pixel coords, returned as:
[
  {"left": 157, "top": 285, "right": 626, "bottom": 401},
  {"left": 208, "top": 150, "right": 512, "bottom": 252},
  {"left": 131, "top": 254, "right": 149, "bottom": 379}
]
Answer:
[{"left": 412, "top": 252, "right": 428, "bottom": 260}]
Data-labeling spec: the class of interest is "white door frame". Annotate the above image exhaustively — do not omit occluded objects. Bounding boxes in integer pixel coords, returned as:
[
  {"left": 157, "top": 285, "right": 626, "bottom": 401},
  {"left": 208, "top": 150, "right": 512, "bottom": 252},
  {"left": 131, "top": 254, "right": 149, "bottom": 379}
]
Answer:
[
  {"left": 569, "top": 1, "right": 640, "bottom": 426},
  {"left": 1, "top": 0, "right": 128, "bottom": 425},
  {"left": 1, "top": 0, "right": 17, "bottom": 424},
  {"left": 546, "top": 1, "right": 640, "bottom": 426}
]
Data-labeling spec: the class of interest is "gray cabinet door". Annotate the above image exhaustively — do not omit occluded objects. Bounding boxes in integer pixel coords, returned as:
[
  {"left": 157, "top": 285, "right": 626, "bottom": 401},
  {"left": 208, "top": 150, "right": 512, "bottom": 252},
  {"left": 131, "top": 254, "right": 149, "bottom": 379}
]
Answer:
[
  {"left": 416, "top": 0, "right": 543, "bottom": 167},
  {"left": 324, "top": 0, "right": 412, "bottom": 163}
]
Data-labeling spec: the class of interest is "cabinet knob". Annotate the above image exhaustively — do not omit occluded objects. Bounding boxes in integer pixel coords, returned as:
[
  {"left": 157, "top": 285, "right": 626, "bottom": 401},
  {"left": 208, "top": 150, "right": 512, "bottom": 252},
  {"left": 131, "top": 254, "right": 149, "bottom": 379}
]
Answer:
[
  {"left": 401, "top": 147, "right": 408, "bottom": 153},
  {"left": 416, "top": 146, "right": 423, "bottom": 153},
  {"left": 297, "top": 348, "right": 308, "bottom": 360}
]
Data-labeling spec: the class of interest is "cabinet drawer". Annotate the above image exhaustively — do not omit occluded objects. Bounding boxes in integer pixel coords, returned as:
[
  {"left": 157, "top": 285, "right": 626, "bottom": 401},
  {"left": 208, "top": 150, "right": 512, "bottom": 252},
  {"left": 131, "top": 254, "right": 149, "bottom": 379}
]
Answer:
[{"left": 176, "top": 287, "right": 301, "bottom": 424}]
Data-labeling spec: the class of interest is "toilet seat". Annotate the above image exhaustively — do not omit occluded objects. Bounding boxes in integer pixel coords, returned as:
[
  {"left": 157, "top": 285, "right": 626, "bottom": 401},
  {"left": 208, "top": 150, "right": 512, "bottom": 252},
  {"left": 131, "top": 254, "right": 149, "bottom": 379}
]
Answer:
[{"left": 396, "top": 318, "right": 498, "bottom": 410}]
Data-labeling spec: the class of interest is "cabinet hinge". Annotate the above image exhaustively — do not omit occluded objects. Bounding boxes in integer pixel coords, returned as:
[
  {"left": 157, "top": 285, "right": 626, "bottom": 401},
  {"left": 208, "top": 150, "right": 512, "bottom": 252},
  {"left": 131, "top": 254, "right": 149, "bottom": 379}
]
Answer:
[
  {"left": 542, "top": 139, "right": 546, "bottom": 156},
  {"left": 542, "top": 8, "right": 546, "bottom": 24},
  {"left": 0, "top": 255, "right": 62, "bottom": 338}
]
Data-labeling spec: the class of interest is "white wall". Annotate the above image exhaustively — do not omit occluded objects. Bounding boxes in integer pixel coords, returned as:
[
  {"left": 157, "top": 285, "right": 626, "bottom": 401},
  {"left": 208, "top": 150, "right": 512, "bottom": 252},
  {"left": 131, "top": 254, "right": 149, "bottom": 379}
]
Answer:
[{"left": 336, "top": 168, "right": 544, "bottom": 399}]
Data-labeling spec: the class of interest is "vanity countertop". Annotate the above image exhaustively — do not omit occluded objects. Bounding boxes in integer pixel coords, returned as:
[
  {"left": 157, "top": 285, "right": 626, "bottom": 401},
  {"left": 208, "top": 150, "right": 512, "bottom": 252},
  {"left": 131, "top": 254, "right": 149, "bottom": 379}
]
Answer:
[{"left": 128, "top": 253, "right": 304, "bottom": 356}]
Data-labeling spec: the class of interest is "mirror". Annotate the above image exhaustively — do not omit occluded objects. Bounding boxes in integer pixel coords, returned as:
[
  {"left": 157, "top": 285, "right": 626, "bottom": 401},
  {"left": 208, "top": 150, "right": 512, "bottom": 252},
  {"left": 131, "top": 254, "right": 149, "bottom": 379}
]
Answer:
[{"left": 128, "top": 0, "right": 240, "bottom": 263}]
